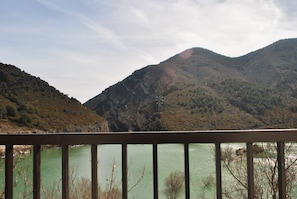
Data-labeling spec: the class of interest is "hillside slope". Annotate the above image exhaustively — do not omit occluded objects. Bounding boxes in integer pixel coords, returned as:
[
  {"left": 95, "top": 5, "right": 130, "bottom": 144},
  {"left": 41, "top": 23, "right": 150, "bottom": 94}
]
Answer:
[
  {"left": 0, "top": 63, "right": 109, "bottom": 133},
  {"left": 85, "top": 38, "right": 297, "bottom": 131}
]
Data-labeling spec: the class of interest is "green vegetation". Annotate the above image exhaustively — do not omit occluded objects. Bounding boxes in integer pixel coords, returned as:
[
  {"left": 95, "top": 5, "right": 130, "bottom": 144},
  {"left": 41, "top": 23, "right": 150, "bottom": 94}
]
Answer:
[
  {"left": 221, "top": 79, "right": 283, "bottom": 115},
  {"left": 0, "top": 63, "right": 107, "bottom": 132},
  {"left": 85, "top": 39, "right": 297, "bottom": 131},
  {"left": 176, "top": 88, "right": 224, "bottom": 114}
]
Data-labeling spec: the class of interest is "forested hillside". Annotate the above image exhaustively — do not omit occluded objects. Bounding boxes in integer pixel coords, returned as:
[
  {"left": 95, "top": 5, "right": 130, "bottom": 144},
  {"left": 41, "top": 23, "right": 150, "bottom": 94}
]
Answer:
[
  {"left": 0, "top": 63, "right": 109, "bottom": 133},
  {"left": 85, "top": 38, "right": 297, "bottom": 131}
]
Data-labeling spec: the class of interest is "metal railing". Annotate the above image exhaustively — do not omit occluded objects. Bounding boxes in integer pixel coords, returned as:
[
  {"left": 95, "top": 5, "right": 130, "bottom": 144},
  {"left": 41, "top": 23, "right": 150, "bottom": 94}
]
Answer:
[{"left": 1, "top": 129, "right": 297, "bottom": 199}]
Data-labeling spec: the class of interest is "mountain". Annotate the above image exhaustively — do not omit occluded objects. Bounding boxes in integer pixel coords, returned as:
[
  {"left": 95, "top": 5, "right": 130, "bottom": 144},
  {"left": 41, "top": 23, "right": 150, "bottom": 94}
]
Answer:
[
  {"left": 0, "top": 63, "right": 109, "bottom": 133},
  {"left": 85, "top": 38, "right": 297, "bottom": 131}
]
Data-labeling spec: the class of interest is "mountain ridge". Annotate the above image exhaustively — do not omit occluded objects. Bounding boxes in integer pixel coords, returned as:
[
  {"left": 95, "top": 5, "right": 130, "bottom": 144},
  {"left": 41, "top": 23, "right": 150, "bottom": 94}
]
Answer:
[
  {"left": 85, "top": 38, "right": 297, "bottom": 131},
  {"left": 0, "top": 63, "right": 109, "bottom": 133}
]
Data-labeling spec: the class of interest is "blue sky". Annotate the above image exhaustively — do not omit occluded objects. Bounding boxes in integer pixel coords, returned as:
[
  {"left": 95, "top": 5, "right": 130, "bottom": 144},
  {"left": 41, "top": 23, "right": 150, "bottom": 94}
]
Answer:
[{"left": 0, "top": 0, "right": 296, "bottom": 103}]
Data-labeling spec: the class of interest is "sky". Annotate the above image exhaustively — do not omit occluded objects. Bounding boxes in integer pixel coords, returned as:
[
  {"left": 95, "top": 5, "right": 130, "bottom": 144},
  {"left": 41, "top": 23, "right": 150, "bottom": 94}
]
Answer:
[{"left": 0, "top": 0, "right": 296, "bottom": 103}]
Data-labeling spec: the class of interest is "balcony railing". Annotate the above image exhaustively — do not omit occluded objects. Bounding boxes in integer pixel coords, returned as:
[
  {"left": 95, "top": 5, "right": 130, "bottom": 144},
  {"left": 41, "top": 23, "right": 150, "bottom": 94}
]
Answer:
[{"left": 1, "top": 129, "right": 297, "bottom": 199}]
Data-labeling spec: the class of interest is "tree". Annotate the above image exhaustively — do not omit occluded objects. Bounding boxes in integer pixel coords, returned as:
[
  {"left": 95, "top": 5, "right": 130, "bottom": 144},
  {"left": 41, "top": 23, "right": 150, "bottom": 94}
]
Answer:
[
  {"left": 221, "top": 143, "right": 297, "bottom": 199},
  {"left": 6, "top": 105, "right": 17, "bottom": 117},
  {"left": 18, "top": 113, "right": 32, "bottom": 125},
  {"left": 164, "top": 171, "right": 184, "bottom": 199},
  {"left": 40, "top": 159, "right": 144, "bottom": 199},
  {"left": 0, "top": 106, "right": 7, "bottom": 119},
  {"left": 0, "top": 151, "right": 32, "bottom": 199}
]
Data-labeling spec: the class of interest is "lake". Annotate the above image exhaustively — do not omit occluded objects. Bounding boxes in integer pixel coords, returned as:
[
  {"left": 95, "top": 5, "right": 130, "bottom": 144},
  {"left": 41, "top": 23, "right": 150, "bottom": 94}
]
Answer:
[
  {"left": 2, "top": 143, "right": 297, "bottom": 198},
  {"left": 0, "top": 144, "right": 217, "bottom": 199}
]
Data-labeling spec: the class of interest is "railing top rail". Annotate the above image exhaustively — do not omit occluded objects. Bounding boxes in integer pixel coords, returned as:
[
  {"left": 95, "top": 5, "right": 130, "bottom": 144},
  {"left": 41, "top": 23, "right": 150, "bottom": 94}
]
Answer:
[{"left": 1, "top": 129, "right": 297, "bottom": 145}]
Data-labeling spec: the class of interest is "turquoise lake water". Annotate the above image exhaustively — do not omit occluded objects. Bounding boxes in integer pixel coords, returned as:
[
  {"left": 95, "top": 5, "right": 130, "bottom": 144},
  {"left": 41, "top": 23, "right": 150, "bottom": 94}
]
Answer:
[
  {"left": 2, "top": 143, "right": 297, "bottom": 198},
  {"left": 0, "top": 144, "right": 217, "bottom": 199}
]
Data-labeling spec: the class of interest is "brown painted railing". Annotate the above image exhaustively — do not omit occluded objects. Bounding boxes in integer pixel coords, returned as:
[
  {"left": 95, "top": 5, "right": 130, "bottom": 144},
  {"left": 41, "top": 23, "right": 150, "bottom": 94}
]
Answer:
[{"left": 1, "top": 129, "right": 297, "bottom": 199}]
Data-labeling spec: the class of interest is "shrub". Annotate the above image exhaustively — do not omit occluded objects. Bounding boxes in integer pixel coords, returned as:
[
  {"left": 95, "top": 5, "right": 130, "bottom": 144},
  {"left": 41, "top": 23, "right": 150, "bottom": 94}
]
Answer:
[
  {"left": 164, "top": 171, "right": 184, "bottom": 199},
  {"left": 6, "top": 105, "right": 17, "bottom": 117}
]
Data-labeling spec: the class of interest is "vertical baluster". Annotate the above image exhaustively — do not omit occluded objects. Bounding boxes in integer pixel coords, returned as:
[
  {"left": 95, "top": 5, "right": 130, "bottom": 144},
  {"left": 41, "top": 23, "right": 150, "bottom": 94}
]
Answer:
[
  {"left": 277, "top": 142, "right": 286, "bottom": 199},
  {"left": 153, "top": 143, "right": 158, "bottom": 199},
  {"left": 5, "top": 145, "right": 13, "bottom": 199},
  {"left": 91, "top": 145, "right": 98, "bottom": 199},
  {"left": 246, "top": 142, "right": 254, "bottom": 199},
  {"left": 122, "top": 143, "right": 128, "bottom": 199},
  {"left": 33, "top": 145, "right": 41, "bottom": 199},
  {"left": 62, "top": 145, "right": 69, "bottom": 199},
  {"left": 184, "top": 143, "right": 190, "bottom": 199},
  {"left": 215, "top": 143, "right": 222, "bottom": 199}
]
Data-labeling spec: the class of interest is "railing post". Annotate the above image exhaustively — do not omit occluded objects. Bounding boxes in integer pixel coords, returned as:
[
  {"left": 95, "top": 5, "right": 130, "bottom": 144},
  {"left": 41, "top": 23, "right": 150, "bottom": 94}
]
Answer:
[
  {"left": 215, "top": 143, "right": 222, "bottom": 199},
  {"left": 122, "top": 143, "right": 128, "bottom": 199},
  {"left": 33, "top": 145, "right": 41, "bottom": 199},
  {"left": 5, "top": 145, "right": 13, "bottom": 199},
  {"left": 91, "top": 144, "right": 98, "bottom": 199},
  {"left": 184, "top": 143, "right": 190, "bottom": 199},
  {"left": 153, "top": 143, "right": 158, "bottom": 199},
  {"left": 62, "top": 145, "right": 69, "bottom": 199},
  {"left": 277, "top": 142, "right": 286, "bottom": 199},
  {"left": 246, "top": 142, "right": 254, "bottom": 199}
]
